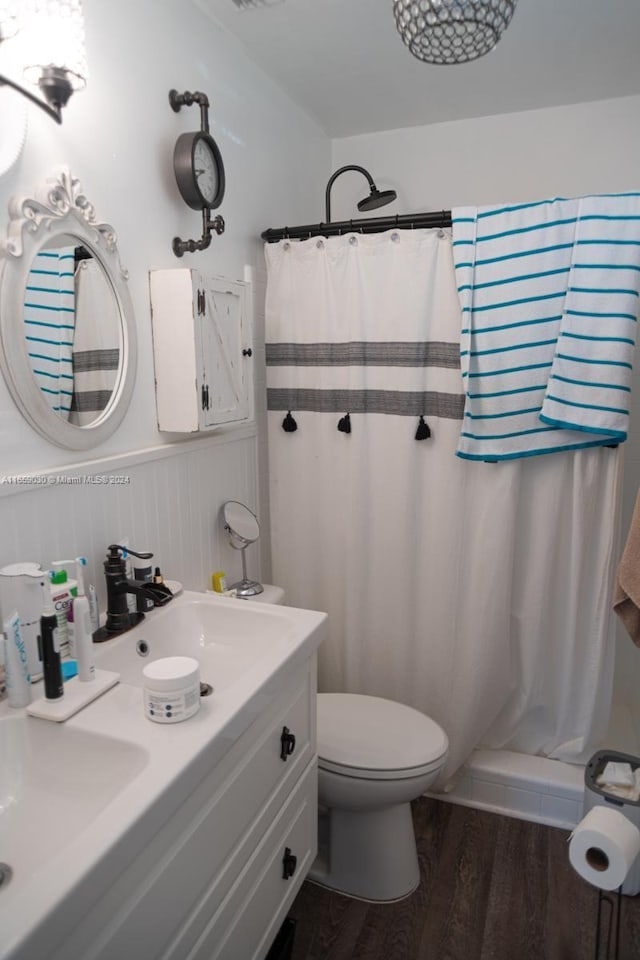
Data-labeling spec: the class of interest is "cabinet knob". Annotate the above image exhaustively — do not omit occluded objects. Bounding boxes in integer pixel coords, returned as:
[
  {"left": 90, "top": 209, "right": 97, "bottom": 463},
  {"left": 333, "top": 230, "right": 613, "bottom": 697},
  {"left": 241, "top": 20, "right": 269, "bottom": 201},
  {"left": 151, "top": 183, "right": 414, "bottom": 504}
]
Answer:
[
  {"left": 282, "top": 847, "right": 297, "bottom": 880},
  {"left": 242, "top": 348, "right": 252, "bottom": 357},
  {"left": 280, "top": 726, "right": 296, "bottom": 761}
]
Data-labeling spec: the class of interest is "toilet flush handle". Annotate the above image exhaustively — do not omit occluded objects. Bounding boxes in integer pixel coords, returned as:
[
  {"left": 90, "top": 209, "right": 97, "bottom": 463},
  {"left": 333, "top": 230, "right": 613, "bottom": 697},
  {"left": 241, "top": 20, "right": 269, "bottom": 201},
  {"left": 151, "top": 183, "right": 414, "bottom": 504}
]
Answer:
[{"left": 280, "top": 726, "right": 296, "bottom": 761}]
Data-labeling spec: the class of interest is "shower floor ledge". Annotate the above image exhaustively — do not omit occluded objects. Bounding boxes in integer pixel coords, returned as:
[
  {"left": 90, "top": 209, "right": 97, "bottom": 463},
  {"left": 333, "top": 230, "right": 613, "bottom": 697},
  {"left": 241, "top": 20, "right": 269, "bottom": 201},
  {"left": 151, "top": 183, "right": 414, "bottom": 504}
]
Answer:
[{"left": 426, "top": 748, "right": 585, "bottom": 831}]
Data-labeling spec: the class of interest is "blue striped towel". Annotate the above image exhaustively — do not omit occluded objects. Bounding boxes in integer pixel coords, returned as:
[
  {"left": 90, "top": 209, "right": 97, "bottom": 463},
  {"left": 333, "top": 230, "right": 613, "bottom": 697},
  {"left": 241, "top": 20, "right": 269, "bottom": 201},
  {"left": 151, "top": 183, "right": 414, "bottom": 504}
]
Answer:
[
  {"left": 453, "top": 193, "right": 640, "bottom": 461},
  {"left": 24, "top": 247, "right": 76, "bottom": 417}
]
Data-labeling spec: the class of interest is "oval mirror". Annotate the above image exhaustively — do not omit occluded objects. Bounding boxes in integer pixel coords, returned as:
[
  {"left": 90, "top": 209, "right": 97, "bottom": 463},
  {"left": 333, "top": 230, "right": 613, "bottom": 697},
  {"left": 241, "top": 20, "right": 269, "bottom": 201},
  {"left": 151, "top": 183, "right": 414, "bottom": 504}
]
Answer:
[
  {"left": 222, "top": 500, "right": 260, "bottom": 545},
  {"left": 0, "top": 167, "right": 136, "bottom": 450},
  {"left": 222, "top": 501, "right": 263, "bottom": 598}
]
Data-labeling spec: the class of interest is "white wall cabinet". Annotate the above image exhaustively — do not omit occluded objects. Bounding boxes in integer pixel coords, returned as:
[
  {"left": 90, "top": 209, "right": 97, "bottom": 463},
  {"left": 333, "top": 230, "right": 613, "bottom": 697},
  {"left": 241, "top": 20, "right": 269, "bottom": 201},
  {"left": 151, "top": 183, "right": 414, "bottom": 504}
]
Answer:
[{"left": 149, "top": 269, "right": 253, "bottom": 433}]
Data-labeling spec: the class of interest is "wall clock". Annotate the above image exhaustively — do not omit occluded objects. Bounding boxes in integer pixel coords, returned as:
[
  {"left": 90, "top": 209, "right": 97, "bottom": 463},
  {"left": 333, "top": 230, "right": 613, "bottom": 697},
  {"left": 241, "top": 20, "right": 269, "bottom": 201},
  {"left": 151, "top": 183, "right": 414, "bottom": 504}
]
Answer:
[{"left": 169, "top": 89, "right": 226, "bottom": 257}]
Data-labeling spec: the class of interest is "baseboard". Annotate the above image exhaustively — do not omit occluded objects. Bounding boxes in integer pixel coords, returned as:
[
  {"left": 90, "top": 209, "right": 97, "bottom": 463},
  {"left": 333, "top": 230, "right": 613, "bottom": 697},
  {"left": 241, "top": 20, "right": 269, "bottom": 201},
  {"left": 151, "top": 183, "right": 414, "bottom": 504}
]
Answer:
[{"left": 428, "top": 749, "right": 584, "bottom": 830}]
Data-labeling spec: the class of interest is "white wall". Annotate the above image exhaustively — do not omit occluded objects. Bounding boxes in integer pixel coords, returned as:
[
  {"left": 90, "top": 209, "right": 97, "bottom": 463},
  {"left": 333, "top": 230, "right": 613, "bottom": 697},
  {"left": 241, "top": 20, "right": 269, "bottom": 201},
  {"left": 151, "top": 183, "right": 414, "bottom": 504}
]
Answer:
[
  {"left": 333, "top": 93, "right": 640, "bottom": 713},
  {"left": 331, "top": 94, "right": 640, "bottom": 217},
  {"left": 0, "top": 0, "right": 330, "bottom": 598}
]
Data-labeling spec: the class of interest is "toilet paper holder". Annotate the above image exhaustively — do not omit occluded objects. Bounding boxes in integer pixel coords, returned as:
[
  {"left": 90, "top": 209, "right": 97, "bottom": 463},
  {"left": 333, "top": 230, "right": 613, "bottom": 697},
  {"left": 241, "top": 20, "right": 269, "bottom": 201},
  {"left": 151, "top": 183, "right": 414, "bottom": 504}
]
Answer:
[
  {"left": 583, "top": 749, "right": 640, "bottom": 960},
  {"left": 584, "top": 749, "right": 640, "bottom": 897},
  {"left": 594, "top": 888, "right": 621, "bottom": 960}
]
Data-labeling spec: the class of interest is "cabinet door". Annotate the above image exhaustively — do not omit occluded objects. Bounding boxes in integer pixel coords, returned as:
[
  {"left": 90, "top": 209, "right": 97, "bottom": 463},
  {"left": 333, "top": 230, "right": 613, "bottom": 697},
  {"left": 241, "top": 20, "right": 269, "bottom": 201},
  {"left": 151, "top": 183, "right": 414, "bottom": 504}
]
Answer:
[{"left": 199, "top": 277, "right": 249, "bottom": 427}]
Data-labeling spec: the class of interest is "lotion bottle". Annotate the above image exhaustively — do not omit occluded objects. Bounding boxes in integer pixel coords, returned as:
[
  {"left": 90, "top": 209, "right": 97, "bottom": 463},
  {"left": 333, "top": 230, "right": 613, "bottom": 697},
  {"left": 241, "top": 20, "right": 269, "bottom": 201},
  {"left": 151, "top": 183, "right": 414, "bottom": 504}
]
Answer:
[
  {"left": 3, "top": 611, "right": 31, "bottom": 708},
  {"left": 39, "top": 580, "right": 63, "bottom": 701},
  {"left": 73, "top": 557, "right": 95, "bottom": 682}
]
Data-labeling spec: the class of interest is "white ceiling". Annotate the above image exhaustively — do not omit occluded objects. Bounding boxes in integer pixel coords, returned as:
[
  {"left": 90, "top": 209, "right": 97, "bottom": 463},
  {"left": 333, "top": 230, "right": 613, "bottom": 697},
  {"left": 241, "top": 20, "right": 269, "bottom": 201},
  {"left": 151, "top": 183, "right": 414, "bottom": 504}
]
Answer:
[{"left": 195, "top": 0, "right": 640, "bottom": 138}]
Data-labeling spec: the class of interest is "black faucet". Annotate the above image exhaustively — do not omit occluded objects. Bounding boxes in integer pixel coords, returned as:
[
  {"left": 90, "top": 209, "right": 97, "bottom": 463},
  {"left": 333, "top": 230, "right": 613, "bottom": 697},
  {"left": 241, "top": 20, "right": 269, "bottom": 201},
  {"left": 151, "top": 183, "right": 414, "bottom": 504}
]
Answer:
[{"left": 93, "top": 544, "right": 173, "bottom": 642}]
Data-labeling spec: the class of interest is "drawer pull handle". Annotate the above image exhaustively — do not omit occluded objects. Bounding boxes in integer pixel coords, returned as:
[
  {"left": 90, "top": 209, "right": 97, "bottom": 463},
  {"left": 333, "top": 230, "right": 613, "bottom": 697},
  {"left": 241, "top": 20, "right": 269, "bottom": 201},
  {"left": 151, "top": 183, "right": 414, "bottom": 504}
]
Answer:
[
  {"left": 282, "top": 847, "right": 297, "bottom": 880},
  {"left": 280, "top": 726, "right": 296, "bottom": 761}
]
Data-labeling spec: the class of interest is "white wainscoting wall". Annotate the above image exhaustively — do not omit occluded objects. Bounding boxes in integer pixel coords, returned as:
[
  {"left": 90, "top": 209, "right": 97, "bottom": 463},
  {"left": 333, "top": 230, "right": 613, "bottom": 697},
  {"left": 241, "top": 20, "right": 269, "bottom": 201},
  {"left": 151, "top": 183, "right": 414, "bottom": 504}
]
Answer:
[{"left": 0, "top": 428, "right": 261, "bottom": 620}]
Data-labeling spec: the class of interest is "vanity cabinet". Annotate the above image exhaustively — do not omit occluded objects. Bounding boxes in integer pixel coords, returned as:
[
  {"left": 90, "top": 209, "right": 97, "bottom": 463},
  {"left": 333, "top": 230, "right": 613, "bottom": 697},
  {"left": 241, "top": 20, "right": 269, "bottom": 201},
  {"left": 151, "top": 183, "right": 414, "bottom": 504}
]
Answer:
[
  {"left": 46, "top": 657, "right": 317, "bottom": 960},
  {"left": 149, "top": 269, "right": 252, "bottom": 433}
]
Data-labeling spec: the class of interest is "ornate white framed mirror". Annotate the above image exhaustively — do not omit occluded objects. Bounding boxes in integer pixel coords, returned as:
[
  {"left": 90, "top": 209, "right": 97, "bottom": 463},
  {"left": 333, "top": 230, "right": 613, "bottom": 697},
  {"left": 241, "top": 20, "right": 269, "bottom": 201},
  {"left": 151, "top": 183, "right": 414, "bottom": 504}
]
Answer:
[{"left": 0, "top": 167, "right": 137, "bottom": 450}]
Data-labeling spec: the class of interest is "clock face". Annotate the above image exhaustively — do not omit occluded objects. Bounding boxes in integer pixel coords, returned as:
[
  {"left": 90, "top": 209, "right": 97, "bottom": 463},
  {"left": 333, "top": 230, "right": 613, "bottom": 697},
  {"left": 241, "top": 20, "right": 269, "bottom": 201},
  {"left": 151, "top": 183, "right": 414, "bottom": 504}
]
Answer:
[
  {"left": 193, "top": 137, "right": 219, "bottom": 206},
  {"left": 173, "top": 131, "right": 225, "bottom": 211}
]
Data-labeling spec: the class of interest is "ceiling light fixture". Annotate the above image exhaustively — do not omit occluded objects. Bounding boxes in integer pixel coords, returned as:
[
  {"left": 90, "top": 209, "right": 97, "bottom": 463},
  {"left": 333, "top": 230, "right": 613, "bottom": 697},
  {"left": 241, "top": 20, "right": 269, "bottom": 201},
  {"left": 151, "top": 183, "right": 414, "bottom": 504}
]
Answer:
[
  {"left": 0, "top": 0, "right": 88, "bottom": 123},
  {"left": 393, "top": 0, "right": 517, "bottom": 65},
  {"left": 232, "top": 0, "right": 285, "bottom": 9}
]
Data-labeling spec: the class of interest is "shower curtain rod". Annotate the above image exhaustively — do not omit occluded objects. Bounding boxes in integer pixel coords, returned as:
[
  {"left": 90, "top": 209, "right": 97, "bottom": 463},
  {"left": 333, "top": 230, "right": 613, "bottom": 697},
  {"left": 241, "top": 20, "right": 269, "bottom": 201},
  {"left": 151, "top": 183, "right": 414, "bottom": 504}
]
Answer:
[{"left": 261, "top": 209, "right": 452, "bottom": 243}]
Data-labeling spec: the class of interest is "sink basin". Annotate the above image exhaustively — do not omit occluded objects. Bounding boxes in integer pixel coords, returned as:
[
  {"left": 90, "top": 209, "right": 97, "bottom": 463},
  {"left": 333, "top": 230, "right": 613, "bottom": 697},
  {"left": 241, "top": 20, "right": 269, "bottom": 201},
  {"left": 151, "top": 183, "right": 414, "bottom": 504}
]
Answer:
[
  {"left": 0, "top": 714, "right": 148, "bottom": 875},
  {"left": 94, "top": 594, "right": 300, "bottom": 690}
]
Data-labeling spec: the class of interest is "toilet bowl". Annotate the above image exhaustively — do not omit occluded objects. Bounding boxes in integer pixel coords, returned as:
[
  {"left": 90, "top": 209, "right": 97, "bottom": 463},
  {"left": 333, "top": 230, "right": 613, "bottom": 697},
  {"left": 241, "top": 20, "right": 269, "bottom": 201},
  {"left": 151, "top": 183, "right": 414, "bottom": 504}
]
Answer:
[
  {"left": 243, "top": 586, "right": 449, "bottom": 901},
  {"left": 311, "top": 692, "right": 448, "bottom": 901}
]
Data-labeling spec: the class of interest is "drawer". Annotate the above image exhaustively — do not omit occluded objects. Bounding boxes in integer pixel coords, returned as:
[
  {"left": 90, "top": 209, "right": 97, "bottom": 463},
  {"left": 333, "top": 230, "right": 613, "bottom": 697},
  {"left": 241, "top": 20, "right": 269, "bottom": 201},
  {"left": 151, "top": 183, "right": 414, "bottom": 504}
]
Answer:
[
  {"left": 62, "top": 661, "right": 316, "bottom": 960},
  {"left": 186, "top": 762, "right": 317, "bottom": 960}
]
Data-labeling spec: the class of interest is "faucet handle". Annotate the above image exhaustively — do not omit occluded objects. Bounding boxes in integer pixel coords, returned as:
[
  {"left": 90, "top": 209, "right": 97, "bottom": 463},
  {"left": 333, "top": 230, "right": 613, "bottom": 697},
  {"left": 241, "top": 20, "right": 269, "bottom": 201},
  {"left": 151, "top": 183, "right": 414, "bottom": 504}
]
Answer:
[{"left": 107, "top": 545, "right": 153, "bottom": 560}]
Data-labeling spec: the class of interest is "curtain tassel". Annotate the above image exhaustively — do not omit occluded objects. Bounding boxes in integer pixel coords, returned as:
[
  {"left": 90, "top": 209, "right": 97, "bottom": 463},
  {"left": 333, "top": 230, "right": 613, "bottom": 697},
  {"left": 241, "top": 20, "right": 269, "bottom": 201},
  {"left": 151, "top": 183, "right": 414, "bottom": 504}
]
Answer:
[
  {"left": 337, "top": 413, "right": 351, "bottom": 434},
  {"left": 282, "top": 411, "right": 298, "bottom": 432},
  {"left": 415, "top": 415, "right": 431, "bottom": 440}
]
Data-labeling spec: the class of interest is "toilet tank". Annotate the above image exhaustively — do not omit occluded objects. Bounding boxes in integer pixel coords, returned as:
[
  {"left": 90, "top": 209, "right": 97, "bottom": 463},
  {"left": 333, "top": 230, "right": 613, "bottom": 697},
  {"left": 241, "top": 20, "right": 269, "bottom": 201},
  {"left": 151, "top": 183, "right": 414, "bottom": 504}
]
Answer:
[{"left": 243, "top": 584, "right": 285, "bottom": 605}]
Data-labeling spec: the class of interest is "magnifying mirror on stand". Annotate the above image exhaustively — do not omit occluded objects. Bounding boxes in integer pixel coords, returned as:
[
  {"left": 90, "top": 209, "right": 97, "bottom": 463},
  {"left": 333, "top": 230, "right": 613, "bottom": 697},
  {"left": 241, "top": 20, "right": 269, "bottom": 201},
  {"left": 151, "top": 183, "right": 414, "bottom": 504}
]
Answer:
[{"left": 222, "top": 501, "right": 264, "bottom": 598}]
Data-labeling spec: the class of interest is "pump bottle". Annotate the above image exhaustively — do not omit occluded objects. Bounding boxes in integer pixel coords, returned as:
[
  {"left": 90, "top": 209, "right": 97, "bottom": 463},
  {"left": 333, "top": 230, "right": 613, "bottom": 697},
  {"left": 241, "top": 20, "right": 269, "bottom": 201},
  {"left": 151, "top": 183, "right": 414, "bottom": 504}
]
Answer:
[{"left": 39, "top": 580, "right": 63, "bottom": 701}]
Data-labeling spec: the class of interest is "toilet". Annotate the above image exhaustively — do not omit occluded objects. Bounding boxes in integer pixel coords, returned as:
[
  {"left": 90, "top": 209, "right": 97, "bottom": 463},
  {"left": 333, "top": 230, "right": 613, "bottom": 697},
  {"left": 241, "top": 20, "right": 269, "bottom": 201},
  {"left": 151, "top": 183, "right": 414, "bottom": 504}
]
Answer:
[{"left": 244, "top": 586, "right": 449, "bottom": 901}]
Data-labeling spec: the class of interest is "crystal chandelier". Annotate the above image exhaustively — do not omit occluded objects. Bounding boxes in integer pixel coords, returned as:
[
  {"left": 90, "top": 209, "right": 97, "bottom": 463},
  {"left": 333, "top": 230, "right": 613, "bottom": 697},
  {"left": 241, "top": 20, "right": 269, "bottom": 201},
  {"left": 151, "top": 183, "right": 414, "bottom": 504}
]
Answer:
[
  {"left": 232, "top": 0, "right": 285, "bottom": 9},
  {"left": 393, "top": 0, "right": 517, "bottom": 65}
]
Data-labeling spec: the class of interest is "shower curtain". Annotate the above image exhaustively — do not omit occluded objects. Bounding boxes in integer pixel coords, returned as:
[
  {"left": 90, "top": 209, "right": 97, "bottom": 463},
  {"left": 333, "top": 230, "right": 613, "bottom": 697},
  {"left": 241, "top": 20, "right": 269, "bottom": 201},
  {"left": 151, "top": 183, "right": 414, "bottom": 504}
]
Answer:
[{"left": 265, "top": 229, "right": 621, "bottom": 784}]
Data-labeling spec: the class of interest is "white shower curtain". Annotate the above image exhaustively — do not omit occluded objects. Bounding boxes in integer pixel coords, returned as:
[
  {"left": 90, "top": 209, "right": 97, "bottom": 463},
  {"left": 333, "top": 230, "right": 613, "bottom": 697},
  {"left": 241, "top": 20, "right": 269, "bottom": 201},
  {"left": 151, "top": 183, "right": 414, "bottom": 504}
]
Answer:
[{"left": 265, "top": 229, "right": 621, "bottom": 784}]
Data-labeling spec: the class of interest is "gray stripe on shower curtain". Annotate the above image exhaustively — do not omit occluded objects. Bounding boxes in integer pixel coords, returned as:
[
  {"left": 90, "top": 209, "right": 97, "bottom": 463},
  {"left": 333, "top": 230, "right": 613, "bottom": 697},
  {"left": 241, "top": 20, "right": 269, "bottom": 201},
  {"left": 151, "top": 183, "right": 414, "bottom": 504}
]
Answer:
[
  {"left": 267, "top": 388, "right": 465, "bottom": 419},
  {"left": 266, "top": 341, "right": 460, "bottom": 368},
  {"left": 70, "top": 389, "right": 114, "bottom": 413},
  {"left": 72, "top": 348, "right": 120, "bottom": 372}
]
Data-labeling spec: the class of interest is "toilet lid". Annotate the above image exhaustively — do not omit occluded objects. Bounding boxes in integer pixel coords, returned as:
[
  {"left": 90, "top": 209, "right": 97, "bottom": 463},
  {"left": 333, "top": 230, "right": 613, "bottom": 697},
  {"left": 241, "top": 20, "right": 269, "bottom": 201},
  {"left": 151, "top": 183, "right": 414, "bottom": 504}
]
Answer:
[{"left": 317, "top": 693, "right": 448, "bottom": 780}]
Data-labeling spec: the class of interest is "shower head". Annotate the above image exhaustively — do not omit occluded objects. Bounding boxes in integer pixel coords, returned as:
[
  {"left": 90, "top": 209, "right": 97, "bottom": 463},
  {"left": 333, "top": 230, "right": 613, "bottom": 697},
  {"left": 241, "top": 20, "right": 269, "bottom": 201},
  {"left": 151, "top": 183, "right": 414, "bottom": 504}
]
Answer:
[
  {"left": 325, "top": 165, "right": 397, "bottom": 223},
  {"left": 357, "top": 187, "right": 398, "bottom": 212}
]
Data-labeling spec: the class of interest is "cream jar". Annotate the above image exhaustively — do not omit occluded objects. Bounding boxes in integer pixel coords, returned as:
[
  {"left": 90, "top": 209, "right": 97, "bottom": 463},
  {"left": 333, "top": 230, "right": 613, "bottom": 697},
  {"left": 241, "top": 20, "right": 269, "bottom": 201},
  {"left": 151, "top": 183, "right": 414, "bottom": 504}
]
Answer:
[{"left": 143, "top": 656, "right": 200, "bottom": 723}]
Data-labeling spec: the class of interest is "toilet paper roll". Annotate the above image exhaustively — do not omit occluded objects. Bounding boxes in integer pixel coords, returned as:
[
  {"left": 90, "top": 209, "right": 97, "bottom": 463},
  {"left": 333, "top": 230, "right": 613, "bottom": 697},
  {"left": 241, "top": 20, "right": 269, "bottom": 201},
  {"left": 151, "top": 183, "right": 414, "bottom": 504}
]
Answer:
[{"left": 568, "top": 805, "right": 640, "bottom": 891}]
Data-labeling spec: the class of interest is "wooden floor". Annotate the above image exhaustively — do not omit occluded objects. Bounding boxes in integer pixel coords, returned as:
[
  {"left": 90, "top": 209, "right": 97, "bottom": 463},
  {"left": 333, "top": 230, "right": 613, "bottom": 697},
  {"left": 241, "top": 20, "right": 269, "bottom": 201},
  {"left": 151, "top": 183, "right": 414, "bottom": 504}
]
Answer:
[{"left": 288, "top": 798, "right": 640, "bottom": 960}]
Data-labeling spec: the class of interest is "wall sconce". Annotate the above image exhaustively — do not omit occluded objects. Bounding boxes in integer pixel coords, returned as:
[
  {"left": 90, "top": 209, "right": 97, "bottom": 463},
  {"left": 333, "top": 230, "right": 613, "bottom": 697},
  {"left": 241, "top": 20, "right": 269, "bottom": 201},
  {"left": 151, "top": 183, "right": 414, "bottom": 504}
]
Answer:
[{"left": 0, "top": 0, "right": 88, "bottom": 124}]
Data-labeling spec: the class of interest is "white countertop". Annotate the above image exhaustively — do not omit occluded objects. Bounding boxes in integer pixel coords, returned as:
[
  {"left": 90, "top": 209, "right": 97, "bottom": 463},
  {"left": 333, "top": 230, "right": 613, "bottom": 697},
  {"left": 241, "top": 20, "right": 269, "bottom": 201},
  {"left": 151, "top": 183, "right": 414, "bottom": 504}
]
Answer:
[{"left": 0, "top": 590, "right": 327, "bottom": 960}]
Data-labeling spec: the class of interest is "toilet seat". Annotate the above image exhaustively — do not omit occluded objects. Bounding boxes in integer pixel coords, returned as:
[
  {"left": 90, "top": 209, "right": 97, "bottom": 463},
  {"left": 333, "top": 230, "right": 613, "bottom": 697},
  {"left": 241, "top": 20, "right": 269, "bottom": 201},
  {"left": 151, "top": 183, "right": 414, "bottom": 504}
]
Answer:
[{"left": 317, "top": 693, "right": 448, "bottom": 782}]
